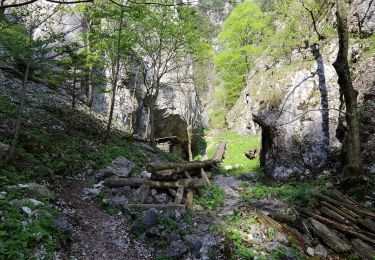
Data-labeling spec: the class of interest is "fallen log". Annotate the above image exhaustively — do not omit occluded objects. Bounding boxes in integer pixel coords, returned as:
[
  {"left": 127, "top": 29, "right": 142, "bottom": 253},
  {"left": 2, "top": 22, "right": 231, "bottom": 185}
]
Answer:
[
  {"left": 213, "top": 141, "right": 227, "bottom": 162},
  {"left": 103, "top": 177, "right": 205, "bottom": 189},
  {"left": 315, "top": 193, "right": 375, "bottom": 220},
  {"left": 359, "top": 218, "right": 375, "bottom": 234},
  {"left": 320, "top": 201, "right": 358, "bottom": 223},
  {"left": 320, "top": 205, "right": 350, "bottom": 224},
  {"left": 256, "top": 211, "right": 307, "bottom": 254},
  {"left": 351, "top": 239, "right": 375, "bottom": 260},
  {"left": 146, "top": 160, "right": 217, "bottom": 174},
  {"left": 310, "top": 218, "right": 351, "bottom": 253},
  {"left": 129, "top": 204, "right": 186, "bottom": 210},
  {"left": 298, "top": 207, "right": 375, "bottom": 246}
]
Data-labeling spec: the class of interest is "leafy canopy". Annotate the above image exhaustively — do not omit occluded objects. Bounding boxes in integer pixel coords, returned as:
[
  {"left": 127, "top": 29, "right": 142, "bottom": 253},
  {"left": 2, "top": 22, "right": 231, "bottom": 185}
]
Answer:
[{"left": 215, "top": 1, "right": 273, "bottom": 108}]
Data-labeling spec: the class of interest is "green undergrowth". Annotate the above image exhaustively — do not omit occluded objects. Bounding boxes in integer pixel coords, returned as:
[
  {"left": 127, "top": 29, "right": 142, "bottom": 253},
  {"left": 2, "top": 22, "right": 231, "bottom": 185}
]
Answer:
[
  {"left": 241, "top": 178, "right": 327, "bottom": 206},
  {"left": 0, "top": 92, "right": 171, "bottom": 258},
  {"left": 194, "top": 184, "right": 226, "bottom": 211},
  {"left": 206, "top": 131, "right": 261, "bottom": 175},
  {"left": 0, "top": 189, "right": 68, "bottom": 259}
]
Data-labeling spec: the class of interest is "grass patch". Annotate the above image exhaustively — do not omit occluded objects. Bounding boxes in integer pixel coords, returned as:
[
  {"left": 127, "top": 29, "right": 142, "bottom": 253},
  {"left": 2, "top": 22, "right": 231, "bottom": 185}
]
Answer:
[
  {"left": 206, "top": 131, "right": 260, "bottom": 175},
  {"left": 194, "top": 184, "right": 226, "bottom": 210},
  {"left": 0, "top": 190, "right": 68, "bottom": 259},
  {"left": 241, "top": 179, "right": 327, "bottom": 206}
]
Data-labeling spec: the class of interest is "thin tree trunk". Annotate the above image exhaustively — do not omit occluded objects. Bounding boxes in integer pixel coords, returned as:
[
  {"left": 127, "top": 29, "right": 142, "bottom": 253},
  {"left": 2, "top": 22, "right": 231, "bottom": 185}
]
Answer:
[
  {"left": 102, "top": 9, "right": 124, "bottom": 143},
  {"left": 72, "top": 69, "right": 77, "bottom": 109},
  {"left": 144, "top": 106, "right": 150, "bottom": 140},
  {"left": 333, "top": 0, "right": 361, "bottom": 180},
  {"left": 85, "top": 8, "right": 94, "bottom": 108},
  {"left": 5, "top": 62, "right": 30, "bottom": 164},
  {"left": 149, "top": 105, "right": 156, "bottom": 148},
  {"left": 187, "top": 125, "right": 193, "bottom": 161}
]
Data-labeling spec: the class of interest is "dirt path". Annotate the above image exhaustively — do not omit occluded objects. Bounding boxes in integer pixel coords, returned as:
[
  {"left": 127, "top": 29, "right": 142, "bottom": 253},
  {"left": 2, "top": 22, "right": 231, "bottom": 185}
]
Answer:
[{"left": 57, "top": 179, "right": 152, "bottom": 260}]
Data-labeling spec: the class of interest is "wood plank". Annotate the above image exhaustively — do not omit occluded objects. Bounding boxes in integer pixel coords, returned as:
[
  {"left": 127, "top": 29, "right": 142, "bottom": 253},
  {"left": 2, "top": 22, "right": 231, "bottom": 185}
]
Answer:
[
  {"left": 310, "top": 218, "right": 351, "bottom": 253},
  {"left": 139, "top": 185, "right": 150, "bottom": 203},
  {"left": 201, "top": 168, "right": 211, "bottom": 186},
  {"left": 186, "top": 190, "right": 193, "bottom": 206},
  {"left": 104, "top": 177, "right": 205, "bottom": 189},
  {"left": 212, "top": 141, "right": 227, "bottom": 162},
  {"left": 184, "top": 170, "right": 192, "bottom": 179},
  {"left": 174, "top": 187, "right": 184, "bottom": 204},
  {"left": 129, "top": 204, "right": 186, "bottom": 210}
]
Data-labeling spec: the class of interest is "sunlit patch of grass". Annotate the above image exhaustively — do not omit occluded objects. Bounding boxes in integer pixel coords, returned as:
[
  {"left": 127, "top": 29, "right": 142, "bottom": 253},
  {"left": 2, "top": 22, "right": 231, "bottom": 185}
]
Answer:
[
  {"left": 240, "top": 179, "right": 327, "bottom": 206},
  {"left": 206, "top": 131, "right": 261, "bottom": 175}
]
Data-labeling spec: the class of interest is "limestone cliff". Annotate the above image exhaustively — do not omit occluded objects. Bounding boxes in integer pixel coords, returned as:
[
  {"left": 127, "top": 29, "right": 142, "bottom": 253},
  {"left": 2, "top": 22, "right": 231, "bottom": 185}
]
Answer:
[{"left": 226, "top": 1, "right": 375, "bottom": 180}]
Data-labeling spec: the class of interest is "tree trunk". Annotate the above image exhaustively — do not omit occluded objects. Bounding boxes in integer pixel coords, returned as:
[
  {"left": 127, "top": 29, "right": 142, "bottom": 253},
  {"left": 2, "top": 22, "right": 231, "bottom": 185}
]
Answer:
[
  {"left": 149, "top": 105, "right": 156, "bottom": 148},
  {"left": 333, "top": 0, "right": 361, "bottom": 180},
  {"left": 102, "top": 9, "right": 124, "bottom": 143},
  {"left": 103, "top": 177, "right": 205, "bottom": 189},
  {"left": 5, "top": 62, "right": 30, "bottom": 164},
  {"left": 72, "top": 69, "right": 77, "bottom": 109},
  {"left": 84, "top": 7, "right": 94, "bottom": 108},
  {"left": 187, "top": 124, "right": 193, "bottom": 161},
  {"left": 144, "top": 105, "right": 150, "bottom": 140}
]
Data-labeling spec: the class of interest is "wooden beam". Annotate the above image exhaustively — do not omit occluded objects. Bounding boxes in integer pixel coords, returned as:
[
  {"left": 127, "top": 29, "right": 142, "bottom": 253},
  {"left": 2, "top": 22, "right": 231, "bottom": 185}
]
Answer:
[
  {"left": 129, "top": 204, "right": 186, "bottom": 210},
  {"left": 103, "top": 177, "right": 204, "bottom": 189},
  {"left": 139, "top": 185, "right": 150, "bottom": 203},
  {"left": 201, "top": 168, "right": 211, "bottom": 186},
  {"left": 174, "top": 187, "right": 184, "bottom": 204}
]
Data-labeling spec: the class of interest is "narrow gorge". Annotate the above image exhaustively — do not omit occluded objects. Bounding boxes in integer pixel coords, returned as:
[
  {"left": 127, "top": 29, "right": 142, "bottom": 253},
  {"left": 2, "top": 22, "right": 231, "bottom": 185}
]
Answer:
[{"left": 0, "top": 0, "right": 374, "bottom": 259}]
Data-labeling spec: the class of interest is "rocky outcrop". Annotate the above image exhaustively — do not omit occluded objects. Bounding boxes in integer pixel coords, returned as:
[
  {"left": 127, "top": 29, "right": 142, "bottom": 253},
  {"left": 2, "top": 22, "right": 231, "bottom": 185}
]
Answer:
[
  {"left": 349, "top": 0, "right": 375, "bottom": 36},
  {"left": 229, "top": 38, "right": 375, "bottom": 181}
]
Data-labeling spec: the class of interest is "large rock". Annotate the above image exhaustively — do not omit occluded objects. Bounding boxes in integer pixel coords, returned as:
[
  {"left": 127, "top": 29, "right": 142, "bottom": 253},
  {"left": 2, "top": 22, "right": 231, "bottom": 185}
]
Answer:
[{"left": 96, "top": 157, "right": 135, "bottom": 180}]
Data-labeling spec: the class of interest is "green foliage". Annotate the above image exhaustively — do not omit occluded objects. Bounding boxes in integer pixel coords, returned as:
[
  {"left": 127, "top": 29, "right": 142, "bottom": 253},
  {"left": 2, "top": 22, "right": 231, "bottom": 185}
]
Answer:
[
  {"left": 194, "top": 184, "right": 226, "bottom": 210},
  {"left": 241, "top": 179, "right": 326, "bottom": 206},
  {"left": 269, "top": 246, "right": 302, "bottom": 260},
  {"left": 215, "top": 2, "right": 274, "bottom": 108},
  {"left": 0, "top": 189, "right": 68, "bottom": 259},
  {"left": 222, "top": 212, "right": 259, "bottom": 259},
  {"left": 206, "top": 131, "right": 261, "bottom": 175},
  {"left": 157, "top": 215, "right": 179, "bottom": 233}
]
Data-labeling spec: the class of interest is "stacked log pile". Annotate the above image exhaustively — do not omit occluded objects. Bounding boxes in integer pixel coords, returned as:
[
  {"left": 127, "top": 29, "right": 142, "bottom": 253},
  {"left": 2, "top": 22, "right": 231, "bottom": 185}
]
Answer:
[
  {"left": 103, "top": 142, "right": 227, "bottom": 209},
  {"left": 296, "top": 190, "right": 375, "bottom": 259}
]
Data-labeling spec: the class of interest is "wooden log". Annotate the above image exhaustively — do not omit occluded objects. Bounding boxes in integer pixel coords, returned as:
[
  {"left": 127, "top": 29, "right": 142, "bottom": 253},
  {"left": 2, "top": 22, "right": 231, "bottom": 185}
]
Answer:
[
  {"left": 103, "top": 178, "right": 205, "bottom": 189},
  {"left": 320, "top": 201, "right": 358, "bottom": 223},
  {"left": 320, "top": 205, "right": 350, "bottom": 224},
  {"left": 298, "top": 207, "right": 375, "bottom": 246},
  {"left": 129, "top": 204, "right": 186, "bottom": 210},
  {"left": 310, "top": 218, "right": 351, "bottom": 253},
  {"left": 186, "top": 190, "right": 193, "bottom": 206},
  {"left": 315, "top": 193, "right": 375, "bottom": 220},
  {"left": 256, "top": 211, "right": 307, "bottom": 254},
  {"left": 139, "top": 185, "right": 150, "bottom": 203},
  {"left": 146, "top": 160, "right": 217, "bottom": 174},
  {"left": 212, "top": 141, "right": 227, "bottom": 162},
  {"left": 358, "top": 218, "right": 375, "bottom": 233},
  {"left": 184, "top": 170, "right": 192, "bottom": 179},
  {"left": 174, "top": 187, "right": 184, "bottom": 204},
  {"left": 201, "top": 168, "right": 211, "bottom": 186},
  {"left": 351, "top": 239, "right": 375, "bottom": 260}
]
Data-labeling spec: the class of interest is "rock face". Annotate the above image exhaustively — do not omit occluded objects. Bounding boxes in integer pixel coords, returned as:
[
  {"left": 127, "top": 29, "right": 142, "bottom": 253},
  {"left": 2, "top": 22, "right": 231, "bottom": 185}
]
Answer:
[
  {"left": 349, "top": 0, "right": 375, "bottom": 36},
  {"left": 229, "top": 37, "right": 375, "bottom": 181}
]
